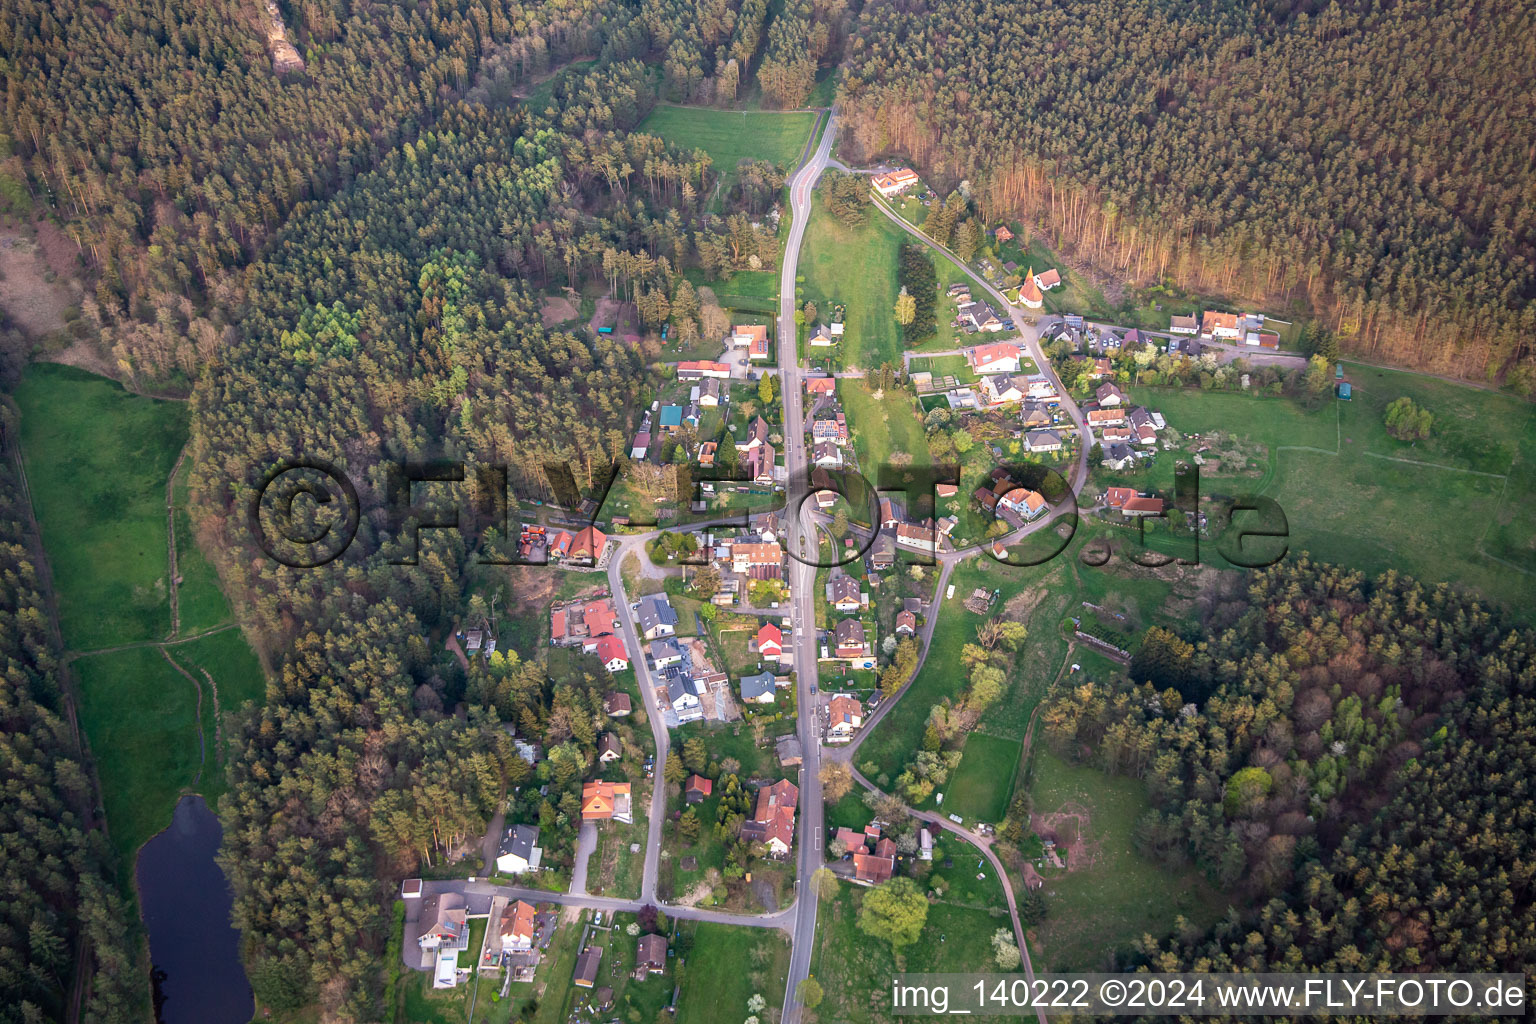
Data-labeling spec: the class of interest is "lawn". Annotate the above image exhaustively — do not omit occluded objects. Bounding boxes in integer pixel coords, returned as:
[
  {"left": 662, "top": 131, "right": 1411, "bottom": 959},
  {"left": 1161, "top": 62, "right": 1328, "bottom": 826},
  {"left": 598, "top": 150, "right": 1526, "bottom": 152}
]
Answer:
[
  {"left": 800, "top": 193, "right": 907, "bottom": 371},
  {"left": 675, "top": 921, "right": 790, "bottom": 1024},
  {"left": 838, "top": 379, "right": 930, "bottom": 474},
  {"left": 1125, "top": 368, "right": 1536, "bottom": 613},
  {"left": 942, "top": 732, "right": 1021, "bottom": 824},
  {"left": 907, "top": 353, "right": 977, "bottom": 384},
  {"left": 14, "top": 363, "right": 187, "bottom": 648},
  {"left": 1026, "top": 752, "right": 1227, "bottom": 971},
  {"left": 807, "top": 882, "right": 1015, "bottom": 1024},
  {"left": 172, "top": 456, "right": 236, "bottom": 634},
  {"left": 639, "top": 105, "right": 817, "bottom": 182}
]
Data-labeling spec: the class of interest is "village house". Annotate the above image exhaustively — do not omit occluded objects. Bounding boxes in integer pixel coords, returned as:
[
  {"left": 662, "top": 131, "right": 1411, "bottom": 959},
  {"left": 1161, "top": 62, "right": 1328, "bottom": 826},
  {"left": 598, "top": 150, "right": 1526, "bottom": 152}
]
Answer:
[
  {"left": 597, "top": 733, "right": 622, "bottom": 764},
  {"left": 581, "top": 780, "right": 633, "bottom": 822},
  {"left": 495, "top": 824, "right": 543, "bottom": 874},
  {"left": 756, "top": 622, "right": 784, "bottom": 661},
  {"left": 499, "top": 900, "right": 537, "bottom": 952},
  {"left": 677, "top": 360, "right": 730, "bottom": 380},
  {"left": 805, "top": 376, "right": 837, "bottom": 397},
  {"left": 1104, "top": 443, "right": 1138, "bottom": 471},
  {"left": 870, "top": 535, "right": 896, "bottom": 571},
  {"left": 740, "top": 779, "right": 799, "bottom": 855},
  {"left": 745, "top": 443, "right": 776, "bottom": 484},
  {"left": 1000, "top": 486, "right": 1049, "bottom": 519},
  {"left": 1169, "top": 314, "right": 1198, "bottom": 335},
  {"left": 1121, "top": 495, "right": 1166, "bottom": 517},
  {"left": 809, "top": 323, "right": 836, "bottom": 347},
  {"left": 827, "top": 694, "right": 864, "bottom": 742},
  {"left": 895, "top": 610, "right": 917, "bottom": 635},
  {"left": 776, "top": 733, "right": 803, "bottom": 767},
  {"left": 560, "top": 525, "right": 607, "bottom": 563},
  {"left": 812, "top": 440, "right": 844, "bottom": 469},
  {"left": 737, "top": 415, "right": 771, "bottom": 451},
  {"left": 1103, "top": 486, "right": 1137, "bottom": 510},
  {"left": 994, "top": 224, "right": 1014, "bottom": 243},
  {"left": 895, "top": 520, "right": 938, "bottom": 555},
  {"left": 1095, "top": 382, "right": 1127, "bottom": 406},
  {"left": 830, "top": 574, "right": 863, "bottom": 612},
  {"left": 854, "top": 837, "right": 898, "bottom": 884},
  {"left": 1200, "top": 311, "right": 1242, "bottom": 340},
  {"left": 1023, "top": 429, "right": 1063, "bottom": 454},
  {"left": 812, "top": 413, "right": 848, "bottom": 445},
  {"left": 418, "top": 893, "right": 468, "bottom": 953},
  {"left": 958, "top": 300, "right": 1005, "bottom": 332},
  {"left": 649, "top": 637, "right": 687, "bottom": 669},
  {"left": 733, "top": 541, "right": 783, "bottom": 577},
  {"left": 739, "top": 670, "right": 778, "bottom": 704},
  {"left": 1128, "top": 406, "right": 1158, "bottom": 445},
  {"left": 696, "top": 378, "right": 722, "bottom": 406},
  {"left": 872, "top": 168, "right": 920, "bottom": 197},
  {"left": 1020, "top": 401, "right": 1054, "bottom": 429},
  {"left": 685, "top": 774, "right": 713, "bottom": 804},
  {"left": 594, "top": 635, "right": 629, "bottom": 672},
  {"left": 550, "top": 597, "right": 620, "bottom": 647},
  {"left": 834, "top": 619, "right": 870, "bottom": 660},
  {"left": 698, "top": 440, "right": 718, "bottom": 467},
  {"left": 1086, "top": 406, "right": 1126, "bottom": 428},
  {"left": 1034, "top": 268, "right": 1062, "bottom": 291},
  {"left": 979, "top": 374, "right": 1026, "bottom": 406},
  {"left": 1100, "top": 424, "right": 1133, "bottom": 444},
  {"left": 604, "top": 692, "right": 632, "bottom": 717},
  {"left": 666, "top": 674, "right": 704, "bottom": 723},
  {"left": 636, "top": 934, "right": 668, "bottom": 975},
  {"left": 573, "top": 946, "right": 603, "bottom": 988},
  {"left": 636, "top": 594, "right": 678, "bottom": 640}
]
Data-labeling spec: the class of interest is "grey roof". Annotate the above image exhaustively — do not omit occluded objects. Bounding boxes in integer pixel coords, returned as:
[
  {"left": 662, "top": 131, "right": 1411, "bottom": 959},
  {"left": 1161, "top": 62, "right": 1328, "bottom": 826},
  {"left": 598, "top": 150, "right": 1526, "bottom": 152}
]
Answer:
[
  {"left": 1107, "top": 442, "right": 1135, "bottom": 461},
  {"left": 667, "top": 675, "right": 700, "bottom": 705},
  {"left": 835, "top": 619, "right": 866, "bottom": 645},
  {"left": 740, "top": 671, "right": 777, "bottom": 700},
  {"left": 498, "top": 823, "right": 540, "bottom": 861},
  {"left": 1025, "top": 429, "right": 1062, "bottom": 447},
  {"left": 650, "top": 637, "right": 688, "bottom": 662},
  {"left": 1128, "top": 406, "right": 1153, "bottom": 428},
  {"left": 637, "top": 594, "right": 678, "bottom": 633}
]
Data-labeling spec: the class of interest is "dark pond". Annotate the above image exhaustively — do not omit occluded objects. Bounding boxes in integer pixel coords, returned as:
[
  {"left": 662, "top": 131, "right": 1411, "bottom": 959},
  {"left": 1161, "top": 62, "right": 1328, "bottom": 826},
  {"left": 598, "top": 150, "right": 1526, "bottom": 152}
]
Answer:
[{"left": 135, "top": 795, "right": 253, "bottom": 1024}]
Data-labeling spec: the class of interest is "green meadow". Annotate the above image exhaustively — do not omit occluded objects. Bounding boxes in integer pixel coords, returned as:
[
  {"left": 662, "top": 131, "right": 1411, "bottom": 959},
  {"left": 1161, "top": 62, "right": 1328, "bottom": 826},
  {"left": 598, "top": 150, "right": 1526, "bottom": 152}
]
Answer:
[{"left": 639, "top": 105, "right": 817, "bottom": 182}]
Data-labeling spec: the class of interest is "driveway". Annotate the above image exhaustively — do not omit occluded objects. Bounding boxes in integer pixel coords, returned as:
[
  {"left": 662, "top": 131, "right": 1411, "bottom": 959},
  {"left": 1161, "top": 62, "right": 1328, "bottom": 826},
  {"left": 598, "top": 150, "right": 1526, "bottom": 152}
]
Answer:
[{"left": 569, "top": 822, "right": 597, "bottom": 895}]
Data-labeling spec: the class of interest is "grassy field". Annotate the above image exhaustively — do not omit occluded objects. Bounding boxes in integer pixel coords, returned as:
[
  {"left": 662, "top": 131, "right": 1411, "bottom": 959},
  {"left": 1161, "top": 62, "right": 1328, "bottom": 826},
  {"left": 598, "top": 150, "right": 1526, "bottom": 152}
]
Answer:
[
  {"left": 801, "top": 194, "right": 907, "bottom": 370},
  {"left": 1123, "top": 366, "right": 1536, "bottom": 612},
  {"left": 675, "top": 921, "right": 789, "bottom": 1024},
  {"left": 14, "top": 363, "right": 270, "bottom": 868},
  {"left": 943, "top": 732, "right": 1021, "bottom": 823},
  {"left": 838, "top": 380, "right": 930, "bottom": 473},
  {"left": 807, "top": 882, "right": 1015, "bottom": 1024},
  {"left": 639, "top": 105, "right": 817, "bottom": 182},
  {"left": 14, "top": 364, "right": 187, "bottom": 648},
  {"left": 1027, "top": 753, "right": 1226, "bottom": 971}
]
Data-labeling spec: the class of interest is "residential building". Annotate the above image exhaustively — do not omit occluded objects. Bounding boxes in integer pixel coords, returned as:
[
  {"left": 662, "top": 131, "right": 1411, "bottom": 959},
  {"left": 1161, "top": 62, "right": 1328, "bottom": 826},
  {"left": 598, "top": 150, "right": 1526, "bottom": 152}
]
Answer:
[
  {"left": 1023, "top": 429, "right": 1063, "bottom": 454},
  {"left": 979, "top": 374, "right": 1026, "bottom": 406},
  {"left": 739, "top": 779, "right": 799, "bottom": 855},
  {"left": 685, "top": 775, "right": 713, "bottom": 803},
  {"left": 1020, "top": 401, "right": 1053, "bottom": 428},
  {"left": 732, "top": 542, "right": 783, "bottom": 575},
  {"left": 812, "top": 413, "right": 848, "bottom": 445},
  {"left": 1170, "top": 314, "right": 1198, "bottom": 335},
  {"left": 1199, "top": 311, "right": 1242, "bottom": 340},
  {"left": 697, "top": 378, "right": 722, "bottom": 406},
  {"left": 737, "top": 415, "right": 771, "bottom": 451},
  {"left": 808, "top": 323, "right": 835, "bottom": 347},
  {"left": 1121, "top": 495, "right": 1166, "bottom": 517},
  {"left": 698, "top": 440, "right": 718, "bottom": 467},
  {"left": 637, "top": 594, "right": 678, "bottom": 640},
  {"left": 999, "top": 486, "right": 1048, "bottom": 519},
  {"left": 830, "top": 574, "right": 862, "bottom": 612},
  {"left": 895, "top": 520, "right": 937, "bottom": 554},
  {"left": 776, "top": 733, "right": 803, "bottom": 767},
  {"left": 958, "top": 300, "right": 1005, "bottom": 332},
  {"left": 666, "top": 674, "right": 704, "bottom": 723},
  {"left": 730, "top": 324, "right": 767, "bottom": 350},
  {"left": 745, "top": 443, "right": 776, "bottom": 484},
  {"left": 604, "top": 692, "right": 632, "bottom": 717},
  {"left": 649, "top": 637, "right": 687, "bottom": 669},
  {"left": 1104, "top": 443, "right": 1137, "bottom": 471},
  {"left": 827, "top": 694, "right": 864, "bottom": 742},
  {"left": 812, "top": 440, "right": 843, "bottom": 469},
  {"left": 573, "top": 946, "right": 603, "bottom": 988},
  {"left": 895, "top": 610, "right": 917, "bottom": 635},
  {"left": 551, "top": 597, "right": 620, "bottom": 646},
  {"left": 418, "top": 893, "right": 468, "bottom": 951},
  {"left": 636, "top": 934, "right": 668, "bottom": 974},
  {"left": 739, "top": 670, "right": 777, "bottom": 703},
  {"left": 569, "top": 525, "right": 607, "bottom": 563},
  {"left": 805, "top": 376, "right": 837, "bottom": 396},
  {"left": 834, "top": 619, "right": 868, "bottom": 659},
  {"left": 870, "top": 536, "right": 895, "bottom": 571},
  {"left": 597, "top": 733, "right": 622, "bottom": 764},
  {"left": 756, "top": 622, "right": 783, "bottom": 661},
  {"left": 593, "top": 635, "right": 628, "bottom": 672},
  {"left": 676, "top": 360, "right": 730, "bottom": 380},
  {"left": 872, "top": 168, "right": 920, "bottom": 197},
  {"left": 1086, "top": 407, "right": 1126, "bottom": 428},
  {"left": 500, "top": 900, "right": 538, "bottom": 952},
  {"left": 1103, "top": 487, "right": 1137, "bottom": 510},
  {"left": 1035, "top": 268, "right": 1062, "bottom": 290},
  {"left": 1095, "top": 382, "right": 1126, "bottom": 406},
  {"left": 581, "top": 781, "right": 633, "bottom": 822},
  {"left": 853, "top": 849, "right": 895, "bottom": 884},
  {"left": 630, "top": 431, "right": 650, "bottom": 459},
  {"left": 1128, "top": 406, "right": 1158, "bottom": 445}
]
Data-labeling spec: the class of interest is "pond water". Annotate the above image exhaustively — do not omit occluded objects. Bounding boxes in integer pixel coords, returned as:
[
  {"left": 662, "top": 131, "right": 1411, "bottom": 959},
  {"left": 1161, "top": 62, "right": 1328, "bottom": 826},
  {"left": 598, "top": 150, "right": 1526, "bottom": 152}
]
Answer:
[{"left": 135, "top": 795, "right": 253, "bottom": 1024}]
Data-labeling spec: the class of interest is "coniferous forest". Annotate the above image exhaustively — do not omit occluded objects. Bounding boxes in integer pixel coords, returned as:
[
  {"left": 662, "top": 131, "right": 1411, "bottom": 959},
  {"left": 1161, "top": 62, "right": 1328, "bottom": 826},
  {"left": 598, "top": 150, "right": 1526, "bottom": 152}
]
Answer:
[
  {"left": 0, "top": 0, "right": 1534, "bottom": 1020},
  {"left": 838, "top": 0, "right": 1536, "bottom": 386}
]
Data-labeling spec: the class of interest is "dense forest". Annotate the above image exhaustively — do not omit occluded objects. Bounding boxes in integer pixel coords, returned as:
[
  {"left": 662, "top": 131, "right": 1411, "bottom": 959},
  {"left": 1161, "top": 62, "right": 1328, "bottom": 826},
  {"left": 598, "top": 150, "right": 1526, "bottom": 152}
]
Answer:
[
  {"left": 185, "top": 44, "right": 791, "bottom": 1014},
  {"left": 1032, "top": 559, "right": 1535, "bottom": 973},
  {"left": 839, "top": 0, "right": 1536, "bottom": 388},
  {"left": 0, "top": 420, "right": 144, "bottom": 1023}
]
